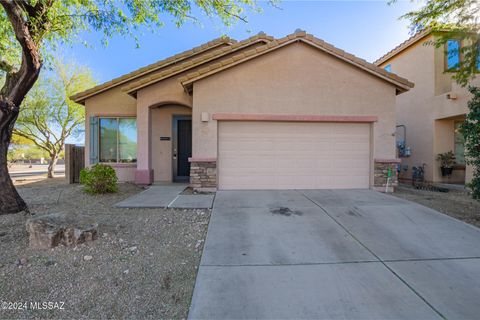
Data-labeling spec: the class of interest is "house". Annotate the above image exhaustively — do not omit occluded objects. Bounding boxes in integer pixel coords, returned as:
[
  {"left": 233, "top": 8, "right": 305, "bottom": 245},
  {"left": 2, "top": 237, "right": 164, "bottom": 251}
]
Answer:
[
  {"left": 71, "top": 30, "right": 413, "bottom": 191},
  {"left": 375, "top": 30, "right": 479, "bottom": 186}
]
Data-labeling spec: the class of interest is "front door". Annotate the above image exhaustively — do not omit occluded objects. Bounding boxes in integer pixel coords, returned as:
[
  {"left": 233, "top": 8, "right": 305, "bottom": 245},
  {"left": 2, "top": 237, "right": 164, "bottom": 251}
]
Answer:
[{"left": 173, "top": 116, "right": 192, "bottom": 182}]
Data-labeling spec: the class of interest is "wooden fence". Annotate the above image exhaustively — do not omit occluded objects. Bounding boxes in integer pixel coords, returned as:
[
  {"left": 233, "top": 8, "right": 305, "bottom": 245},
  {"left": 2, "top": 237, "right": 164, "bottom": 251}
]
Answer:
[{"left": 65, "top": 144, "right": 85, "bottom": 184}]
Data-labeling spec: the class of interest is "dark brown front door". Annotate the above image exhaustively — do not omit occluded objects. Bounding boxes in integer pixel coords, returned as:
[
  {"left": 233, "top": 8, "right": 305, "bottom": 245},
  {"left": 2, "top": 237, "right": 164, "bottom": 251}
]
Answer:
[{"left": 173, "top": 116, "right": 192, "bottom": 182}]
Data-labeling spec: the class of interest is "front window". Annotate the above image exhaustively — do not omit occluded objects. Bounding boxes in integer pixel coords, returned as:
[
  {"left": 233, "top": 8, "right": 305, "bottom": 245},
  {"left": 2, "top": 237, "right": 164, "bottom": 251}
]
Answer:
[
  {"left": 454, "top": 121, "right": 465, "bottom": 165},
  {"left": 446, "top": 39, "right": 461, "bottom": 70},
  {"left": 99, "top": 117, "right": 137, "bottom": 163}
]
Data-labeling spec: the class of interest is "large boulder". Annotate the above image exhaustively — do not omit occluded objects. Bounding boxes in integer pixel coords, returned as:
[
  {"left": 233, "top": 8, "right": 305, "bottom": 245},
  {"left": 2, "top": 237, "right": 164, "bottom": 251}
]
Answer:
[{"left": 26, "top": 213, "right": 98, "bottom": 249}]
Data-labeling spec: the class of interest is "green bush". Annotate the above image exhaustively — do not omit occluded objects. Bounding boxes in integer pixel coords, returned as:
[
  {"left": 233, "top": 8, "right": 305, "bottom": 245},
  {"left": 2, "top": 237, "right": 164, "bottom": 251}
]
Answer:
[
  {"left": 79, "top": 164, "right": 118, "bottom": 194},
  {"left": 461, "top": 86, "right": 480, "bottom": 200}
]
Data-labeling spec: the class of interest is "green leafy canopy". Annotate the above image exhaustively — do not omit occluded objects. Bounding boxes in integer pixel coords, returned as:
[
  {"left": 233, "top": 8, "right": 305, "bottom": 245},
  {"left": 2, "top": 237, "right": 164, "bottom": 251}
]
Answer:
[
  {"left": 461, "top": 86, "right": 480, "bottom": 199},
  {"left": 0, "top": 0, "right": 276, "bottom": 76}
]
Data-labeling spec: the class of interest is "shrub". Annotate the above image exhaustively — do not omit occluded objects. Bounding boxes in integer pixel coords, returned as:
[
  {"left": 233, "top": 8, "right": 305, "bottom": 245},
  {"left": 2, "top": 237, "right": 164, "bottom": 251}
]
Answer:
[
  {"left": 79, "top": 164, "right": 118, "bottom": 194},
  {"left": 461, "top": 86, "right": 480, "bottom": 200}
]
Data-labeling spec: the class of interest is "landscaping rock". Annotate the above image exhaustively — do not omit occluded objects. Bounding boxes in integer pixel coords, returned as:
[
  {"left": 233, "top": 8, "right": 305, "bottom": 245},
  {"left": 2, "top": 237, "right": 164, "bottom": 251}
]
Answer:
[
  {"left": 16, "top": 257, "right": 28, "bottom": 267},
  {"left": 26, "top": 213, "right": 98, "bottom": 250},
  {"left": 83, "top": 255, "right": 93, "bottom": 261}
]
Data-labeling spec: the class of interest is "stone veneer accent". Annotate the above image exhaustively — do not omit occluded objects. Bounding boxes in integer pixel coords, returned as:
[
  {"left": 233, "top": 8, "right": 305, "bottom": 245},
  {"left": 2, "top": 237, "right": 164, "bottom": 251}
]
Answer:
[
  {"left": 189, "top": 160, "right": 217, "bottom": 191},
  {"left": 374, "top": 159, "right": 400, "bottom": 192}
]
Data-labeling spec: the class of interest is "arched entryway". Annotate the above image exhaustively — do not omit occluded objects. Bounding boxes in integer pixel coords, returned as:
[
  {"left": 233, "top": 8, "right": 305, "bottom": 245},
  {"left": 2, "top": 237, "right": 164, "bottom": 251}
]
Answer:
[{"left": 150, "top": 103, "right": 192, "bottom": 183}]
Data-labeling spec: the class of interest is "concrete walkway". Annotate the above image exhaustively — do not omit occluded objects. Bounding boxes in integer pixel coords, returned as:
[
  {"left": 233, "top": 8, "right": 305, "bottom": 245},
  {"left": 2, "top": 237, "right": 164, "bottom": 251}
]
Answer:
[
  {"left": 115, "top": 184, "right": 214, "bottom": 209},
  {"left": 189, "top": 189, "right": 480, "bottom": 319}
]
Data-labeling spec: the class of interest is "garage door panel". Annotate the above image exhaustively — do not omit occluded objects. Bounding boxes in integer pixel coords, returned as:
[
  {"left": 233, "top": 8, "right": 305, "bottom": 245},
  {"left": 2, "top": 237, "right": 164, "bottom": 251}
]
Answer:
[{"left": 218, "top": 121, "right": 371, "bottom": 190}]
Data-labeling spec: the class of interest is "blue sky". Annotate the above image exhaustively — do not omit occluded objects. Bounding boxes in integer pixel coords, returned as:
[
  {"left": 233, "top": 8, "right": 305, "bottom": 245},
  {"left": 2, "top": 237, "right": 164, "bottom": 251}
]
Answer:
[{"left": 63, "top": 0, "right": 421, "bottom": 84}]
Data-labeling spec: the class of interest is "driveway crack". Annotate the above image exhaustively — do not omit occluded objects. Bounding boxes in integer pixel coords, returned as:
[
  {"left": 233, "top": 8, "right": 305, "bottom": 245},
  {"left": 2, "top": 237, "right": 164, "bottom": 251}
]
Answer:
[{"left": 297, "top": 190, "right": 447, "bottom": 320}]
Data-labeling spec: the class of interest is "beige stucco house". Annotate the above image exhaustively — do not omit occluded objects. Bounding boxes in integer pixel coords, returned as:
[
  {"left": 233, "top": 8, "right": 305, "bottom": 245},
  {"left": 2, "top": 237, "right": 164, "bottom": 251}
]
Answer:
[
  {"left": 375, "top": 30, "right": 479, "bottom": 185},
  {"left": 72, "top": 30, "right": 413, "bottom": 191}
]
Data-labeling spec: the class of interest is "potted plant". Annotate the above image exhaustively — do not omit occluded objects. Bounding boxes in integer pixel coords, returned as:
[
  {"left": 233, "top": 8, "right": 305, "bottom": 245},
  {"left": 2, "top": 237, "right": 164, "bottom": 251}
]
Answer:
[{"left": 436, "top": 151, "right": 456, "bottom": 176}]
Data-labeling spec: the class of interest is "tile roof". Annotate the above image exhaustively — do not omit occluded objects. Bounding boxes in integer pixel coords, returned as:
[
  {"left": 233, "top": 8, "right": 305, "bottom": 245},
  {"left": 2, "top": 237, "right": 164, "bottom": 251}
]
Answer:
[
  {"left": 179, "top": 30, "right": 414, "bottom": 94},
  {"left": 71, "top": 36, "right": 237, "bottom": 104},
  {"left": 72, "top": 30, "right": 415, "bottom": 103},
  {"left": 374, "top": 29, "right": 432, "bottom": 66},
  {"left": 121, "top": 33, "right": 274, "bottom": 94}
]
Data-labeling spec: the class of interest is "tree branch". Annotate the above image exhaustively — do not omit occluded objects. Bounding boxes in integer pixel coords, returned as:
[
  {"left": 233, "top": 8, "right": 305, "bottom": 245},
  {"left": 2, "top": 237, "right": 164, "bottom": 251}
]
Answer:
[
  {"left": 1, "top": 1, "right": 44, "bottom": 106},
  {"left": 13, "top": 129, "right": 50, "bottom": 154}
]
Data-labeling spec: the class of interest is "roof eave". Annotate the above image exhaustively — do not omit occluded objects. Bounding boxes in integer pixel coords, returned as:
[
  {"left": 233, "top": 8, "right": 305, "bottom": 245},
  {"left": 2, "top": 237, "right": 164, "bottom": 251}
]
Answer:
[
  {"left": 70, "top": 37, "right": 237, "bottom": 103},
  {"left": 181, "top": 36, "right": 414, "bottom": 94},
  {"left": 374, "top": 29, "right": 432, "bottom": 66},
  {"left": 123, "top": 36, "right": 274, "bottom": 96}
]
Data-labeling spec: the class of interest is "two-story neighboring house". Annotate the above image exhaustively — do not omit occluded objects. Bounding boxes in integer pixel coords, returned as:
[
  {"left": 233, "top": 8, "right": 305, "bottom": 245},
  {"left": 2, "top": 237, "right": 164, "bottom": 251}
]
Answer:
[{"left": 375, "top": 29, "right": 479, "bottom": 186}]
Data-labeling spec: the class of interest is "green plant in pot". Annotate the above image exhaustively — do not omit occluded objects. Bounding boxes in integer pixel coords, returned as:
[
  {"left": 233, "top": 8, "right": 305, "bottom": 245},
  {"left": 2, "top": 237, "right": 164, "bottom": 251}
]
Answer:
[{"left": 436, "top": 151, "right": 456, "bottom": 176}]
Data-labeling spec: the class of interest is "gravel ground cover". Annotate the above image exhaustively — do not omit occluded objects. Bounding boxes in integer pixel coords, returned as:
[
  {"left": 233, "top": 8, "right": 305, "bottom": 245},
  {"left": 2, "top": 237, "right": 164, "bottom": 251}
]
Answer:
[
  {"left": 393, "top": 184, "right": 480, "bottom": 228},
  {"left": 0, "top": 178, "right": 210, "bottom": 319}
]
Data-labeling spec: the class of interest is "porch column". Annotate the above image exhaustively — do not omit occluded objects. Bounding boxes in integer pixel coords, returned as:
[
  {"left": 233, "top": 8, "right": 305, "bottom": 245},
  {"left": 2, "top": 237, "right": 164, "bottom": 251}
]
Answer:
[{"left": 135, "top": 105, "right": 153, "bottom": 185}]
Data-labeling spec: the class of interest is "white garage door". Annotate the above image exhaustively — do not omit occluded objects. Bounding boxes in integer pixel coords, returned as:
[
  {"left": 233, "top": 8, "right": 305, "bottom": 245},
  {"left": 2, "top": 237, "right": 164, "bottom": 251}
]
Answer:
[{"left": 218, "top": 121, "right": 371, "bottom": 190}]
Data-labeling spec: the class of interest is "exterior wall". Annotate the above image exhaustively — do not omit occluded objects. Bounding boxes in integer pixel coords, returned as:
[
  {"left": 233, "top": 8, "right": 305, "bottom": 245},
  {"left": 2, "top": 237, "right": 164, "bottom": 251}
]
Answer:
[
  {"left": 84, "top": 86, "right": 137, "bottom": 181},
  {"left": 379, "top": 34, "right": 478, "bottom": 184},
  {"left": 81, "top": 41, "right": 239, "bottom": 183},
  {"left": 151, "top": 105, "right": 191, "bottom": 182},
  {"left": 192, "top": 42, "right": 399, "bottom": 189},
  {"left": 133, "top": 42, "right": 267, "bottom": 184},
  {"left": 135, "top": 77, "right": 193, "bottom": 184}
]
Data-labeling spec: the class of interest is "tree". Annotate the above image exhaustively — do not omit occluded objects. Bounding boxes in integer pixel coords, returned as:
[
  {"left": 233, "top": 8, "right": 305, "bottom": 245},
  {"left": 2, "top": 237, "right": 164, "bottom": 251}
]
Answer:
[
  {"left": 14, "top": 60, "right": 95, "bottom": 178},
  {"left": 396, "top": 0, "right": 479, "bottom": 86},
  {"left": 7, "top": 133, "right": 35, "bottom": 167},
  {"left": 461, "top": 86, "right": 480, "bottom": 198},
  {"left": 0, "top": 0, "right": 269, "bottom": 214}
]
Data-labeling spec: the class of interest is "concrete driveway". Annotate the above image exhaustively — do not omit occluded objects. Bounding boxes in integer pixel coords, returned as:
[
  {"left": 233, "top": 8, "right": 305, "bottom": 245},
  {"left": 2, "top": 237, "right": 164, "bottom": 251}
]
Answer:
[{"left": 189, "top": 189, "right": 480, "bottom": 319}]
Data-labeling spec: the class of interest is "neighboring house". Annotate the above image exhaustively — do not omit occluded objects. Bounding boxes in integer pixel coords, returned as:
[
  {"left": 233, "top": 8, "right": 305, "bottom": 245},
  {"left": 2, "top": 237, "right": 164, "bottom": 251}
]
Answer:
[
  {"left": 72, "top": 30, "right": 413, "bottom": 191},
  {"left": 375, "top": 30, "right": 479, "bottom": 185}
]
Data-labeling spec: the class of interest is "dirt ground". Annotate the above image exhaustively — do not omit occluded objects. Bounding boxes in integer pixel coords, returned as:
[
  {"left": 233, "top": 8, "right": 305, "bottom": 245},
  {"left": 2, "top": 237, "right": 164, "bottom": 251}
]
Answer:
[
  {"left": 393, "top": 184, "right": 480, "bottom": 228},
  {"left": 0, "top": 178, "right": 211, "bottom": 319}
]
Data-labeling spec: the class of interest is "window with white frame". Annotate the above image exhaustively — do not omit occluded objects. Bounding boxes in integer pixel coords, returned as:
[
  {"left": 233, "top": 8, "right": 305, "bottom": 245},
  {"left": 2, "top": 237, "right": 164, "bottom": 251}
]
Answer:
[{"left": 99, "top": 117, "right": 137, "bottom": 163}]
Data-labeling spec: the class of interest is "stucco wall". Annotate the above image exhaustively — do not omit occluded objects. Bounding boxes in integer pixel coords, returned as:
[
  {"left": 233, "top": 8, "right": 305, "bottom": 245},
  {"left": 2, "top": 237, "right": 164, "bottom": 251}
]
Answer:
[
  {"left": 150, "top": 105, "right": 192, "bottom": 182},
  {"left": 132, "top": 41, "right": 268, "bottom": 182},
  {"left": 379, "top": 34, "right": 478, "bottom": 184},
  {"left": 84, "top": 86, "right": 137, "bottom": 181},
  {"left": 82, "top": 41, "right": 265, "bottom": 182},
  {"left": 192, "top": 42, "right": 397, "bottom": 164}
]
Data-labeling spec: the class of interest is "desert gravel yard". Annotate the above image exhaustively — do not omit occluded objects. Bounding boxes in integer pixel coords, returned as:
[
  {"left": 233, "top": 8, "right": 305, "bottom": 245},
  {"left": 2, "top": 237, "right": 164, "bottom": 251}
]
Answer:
[
  {"left": 0, "top": 179, "right": 210, "bottom": 319},
  {"left": 393, "top": 184, "right": 480, "bottom": 228}
]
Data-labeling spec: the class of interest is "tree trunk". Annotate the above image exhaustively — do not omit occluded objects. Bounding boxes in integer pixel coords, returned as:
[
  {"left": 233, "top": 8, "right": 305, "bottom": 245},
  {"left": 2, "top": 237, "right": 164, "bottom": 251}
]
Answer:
[
  {"left": 47, "top": 154, "right": 59, "bottom": 178},
  {"left": 0, "top": 1, "right": 44, "bottom": 214},
  {"left": 0, "top": 130, "right": 27, "bottom": 214}
]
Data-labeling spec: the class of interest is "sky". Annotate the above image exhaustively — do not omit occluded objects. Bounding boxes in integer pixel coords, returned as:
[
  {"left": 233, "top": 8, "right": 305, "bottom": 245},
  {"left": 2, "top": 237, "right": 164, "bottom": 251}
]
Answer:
[{"left": 63, "top": 0, "right": 422, "bottom": 84}]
